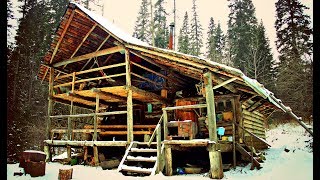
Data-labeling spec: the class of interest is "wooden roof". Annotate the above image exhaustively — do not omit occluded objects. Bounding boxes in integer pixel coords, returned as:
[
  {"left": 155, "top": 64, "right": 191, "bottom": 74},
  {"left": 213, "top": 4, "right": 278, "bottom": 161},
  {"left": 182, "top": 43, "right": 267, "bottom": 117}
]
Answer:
[{"left": 38, "top": 2, "right": 285, "bottom": 117}]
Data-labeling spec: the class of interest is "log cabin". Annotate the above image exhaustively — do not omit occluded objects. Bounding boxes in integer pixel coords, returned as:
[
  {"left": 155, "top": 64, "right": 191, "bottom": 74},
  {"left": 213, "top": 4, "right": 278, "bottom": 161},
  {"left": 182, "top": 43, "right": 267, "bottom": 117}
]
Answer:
[{"left": 37, "top": 2, "right": 312, "bottom": 179}]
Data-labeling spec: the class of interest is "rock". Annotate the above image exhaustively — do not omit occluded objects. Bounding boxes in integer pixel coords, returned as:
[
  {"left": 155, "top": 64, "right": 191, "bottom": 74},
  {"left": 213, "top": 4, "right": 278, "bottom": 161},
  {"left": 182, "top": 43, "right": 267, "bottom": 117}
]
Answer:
[{"left": 284, "top": 148, "right": 290, "bottom": 152}]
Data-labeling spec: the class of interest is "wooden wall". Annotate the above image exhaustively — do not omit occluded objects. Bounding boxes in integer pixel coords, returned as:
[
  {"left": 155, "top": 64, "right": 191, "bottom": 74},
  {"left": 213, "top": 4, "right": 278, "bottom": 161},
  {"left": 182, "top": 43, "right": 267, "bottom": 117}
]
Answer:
[{"left": 242, "top": 109, "right": 268, "bottom": 149}]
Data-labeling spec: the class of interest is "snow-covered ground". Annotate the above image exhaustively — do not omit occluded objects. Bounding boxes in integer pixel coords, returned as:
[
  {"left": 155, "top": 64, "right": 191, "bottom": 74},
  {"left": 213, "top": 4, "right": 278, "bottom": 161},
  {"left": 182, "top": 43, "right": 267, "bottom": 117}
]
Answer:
[{"left": 7, "top": 123, "right": 313, "bottom": 179}]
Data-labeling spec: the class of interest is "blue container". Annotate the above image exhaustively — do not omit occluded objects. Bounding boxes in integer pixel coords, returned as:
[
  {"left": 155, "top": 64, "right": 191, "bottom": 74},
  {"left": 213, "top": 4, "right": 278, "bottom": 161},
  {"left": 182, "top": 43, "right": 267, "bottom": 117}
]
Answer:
[{"left": 217, "top": 127, "right": 225, "bottom": 136}]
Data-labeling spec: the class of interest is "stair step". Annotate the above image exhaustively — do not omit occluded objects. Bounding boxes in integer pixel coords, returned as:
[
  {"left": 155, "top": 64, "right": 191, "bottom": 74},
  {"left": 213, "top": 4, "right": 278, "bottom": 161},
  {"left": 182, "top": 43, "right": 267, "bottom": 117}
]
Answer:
[
  {"left": 126, "top": 156, "right": 157, "bottom": 162},
  {"left": 131, "top": 148, "right": 157, "bottom": 153},
  {"left": 121, "top": 165, "right": 152, "bottom": 174}
]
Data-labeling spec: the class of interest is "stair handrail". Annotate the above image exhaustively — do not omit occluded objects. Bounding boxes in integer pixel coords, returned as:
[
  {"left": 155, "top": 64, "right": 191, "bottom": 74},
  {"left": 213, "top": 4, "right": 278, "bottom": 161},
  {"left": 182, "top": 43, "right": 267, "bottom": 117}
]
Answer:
[
  {"left": 234, "top": 122, "right": 271, "bottom": 147},
  {"left": 148, "top": 114, "right": 164, "bottom": 147}
]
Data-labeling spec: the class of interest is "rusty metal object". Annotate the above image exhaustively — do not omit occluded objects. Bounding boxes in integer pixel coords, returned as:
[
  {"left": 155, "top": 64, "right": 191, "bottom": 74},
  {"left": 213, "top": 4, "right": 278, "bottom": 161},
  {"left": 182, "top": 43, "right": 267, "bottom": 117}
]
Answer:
[
  {"left": 24, "top": 161, "right": 46, "bottom": 177},
  {"left": 19, "top": 150, "right": 46, "bottom": 177}
]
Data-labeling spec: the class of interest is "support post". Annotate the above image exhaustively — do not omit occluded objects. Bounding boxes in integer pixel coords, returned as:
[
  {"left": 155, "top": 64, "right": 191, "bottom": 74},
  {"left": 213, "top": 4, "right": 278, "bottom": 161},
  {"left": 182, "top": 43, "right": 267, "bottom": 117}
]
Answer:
[
  {"left": 163, "top": 110, "right": 168, "bottom": 140},
  {"left": 45, "top": 67, "right": 54, "bottom": 162},
  {"left": 125, "top": 49, "right": 133, "bottom": 143},
  {"left": 93, "top": 145, "right": 99, "bottom": 166},
  {"left": 164, "top": 146, "right": 172, "bottom": 176},
  {"left": 93, "top": 94, "right": 99, "bottom": 141},
  {"left": 67, "top": 145, "right": 71, "bottom": 160},
  {"left": 203, "top": 71, "right": 223, "bottom": 179},
  {"left": 231, "top": 98, "right": 237, "bottom": 168},
  {"left": 156, "top": 125, "right": 161, "bottom": 173}
]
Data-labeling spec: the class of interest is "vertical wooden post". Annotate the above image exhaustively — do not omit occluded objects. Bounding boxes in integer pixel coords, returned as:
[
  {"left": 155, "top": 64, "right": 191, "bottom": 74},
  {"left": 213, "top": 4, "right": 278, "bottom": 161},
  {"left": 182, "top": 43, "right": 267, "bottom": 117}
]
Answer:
[
  {"left": 83, "top": 146, "right": 88, "bottom": 162},
  {"left": 156, "top": 125, "right": 161, "bottom": 173},
  {"left": 164, "top": 145, "right": 172, "bottom": 176},
  {"left": 93, "top": 94, "right": 99, "bottom": 141},
  {"left": 67, "top": 145, "right": 71, "bottom": 160},
  {"left": 163, "top": 110, "right": 168, "bottom": 140},
  {"left": 68, "top": 101, "right": 73, "bottom": 140},
  {"left": 45, "top": 67, "right": 54, "bottom": 162},
  {"left": 203, "top": 71, "right": 223, "bottom": 179},
  {"left": 93, "top": 145, "right": 99, "bottom": 166},
  {"left": 125, "top": 49, "right": 133, "bottom": 143},
  {"left": 235, "top": 95, "right": 243, "bottom": 143},
  {"left": 231, "top": 98, "right": 237, "bottom": 168}
]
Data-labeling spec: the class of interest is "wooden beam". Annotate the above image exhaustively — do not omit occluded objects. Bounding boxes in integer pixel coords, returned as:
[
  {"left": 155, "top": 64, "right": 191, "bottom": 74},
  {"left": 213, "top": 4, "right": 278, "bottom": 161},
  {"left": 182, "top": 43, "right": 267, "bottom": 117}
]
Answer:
[
  {"left": 80, "top": 34, "right": 110, "bottom": 71},
  {"left": 93, "top": 94, "right": 99, "bottom": 141},
  {"left": 130, "top": 50, "right": 187, "bottom": 85},
  {"left": 163, "top": 104, "right": 207, "bottom": 111},
  {"left": 126, "top": 49, "right": 133, "bottom": 143},
  {"left": 211, "top": 73, "right": 237, "bottom": 93},
  {"left": 44, "top": 140, "right": 127, "bottom": 147},
  {"left": 52, "top": 97, "right": 95, "bottom": 110},
  {"left": 131, "top": 72, "right": 163, "bottom": 87},
  {"left": 92, "top": 88, "right": 127, "bottom": 102},
  {"left": 50, "top": 10, "right": 75, "bottom": 64},
  {"left": 53, "top": 46, "right": 123, "bottom": 67},
  {"left": 50, "top": 111, "right": 127, "bottom": 118},
  {"left": 156, "top": 127, "right": 162, "bottom": 173},
  {"left": 203, "top": 71, "right": 223, "bottom": 179},
  {"left": 212, "top": 77, "right": 237, "bottom": 90},
  {"left": 71, "top": 24, "right": 97, "bottom": 58},
  {"left": 163, "top": 110, "right": 168, "bottom": 140},
  {"left": 164, "top": 146, "right": 172, "bottom": 176},
  {"left": 46, "top": 67, "right": 54, "bottom": 139}
]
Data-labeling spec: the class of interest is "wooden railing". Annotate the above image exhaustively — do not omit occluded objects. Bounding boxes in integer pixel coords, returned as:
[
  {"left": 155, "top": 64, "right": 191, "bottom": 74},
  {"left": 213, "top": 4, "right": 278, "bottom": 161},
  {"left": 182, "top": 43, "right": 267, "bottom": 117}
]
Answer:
[
  {"left": 234, "top": 122, "right": 271, "bottom": 147},
  {"left": 53, "top": 62, "right": 126, "bottom": 89}
]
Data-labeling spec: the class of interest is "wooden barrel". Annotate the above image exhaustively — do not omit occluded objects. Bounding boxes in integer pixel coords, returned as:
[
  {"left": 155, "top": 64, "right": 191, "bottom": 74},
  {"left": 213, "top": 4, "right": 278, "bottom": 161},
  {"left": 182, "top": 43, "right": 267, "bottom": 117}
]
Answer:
[{"left": 174, "top": 98, "right": 197, "bottom": 122}]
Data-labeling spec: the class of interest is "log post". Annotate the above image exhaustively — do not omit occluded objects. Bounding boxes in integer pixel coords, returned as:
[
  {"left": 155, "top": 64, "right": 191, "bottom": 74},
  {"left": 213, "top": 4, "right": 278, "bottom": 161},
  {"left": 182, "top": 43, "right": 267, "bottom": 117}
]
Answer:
[
  {"left": 125, "top": 49, "right": 133, "bottom": 143},
  {"left": 83, "top": 146, "right": 88, "bottom": 162},
  {"left": 235, "top": 95, "right": 243, "bottom": 143},
  {"left": 164, "top": 145, "right": 172, "bottom": 176},
  {"left": 93, "top": 94, "right": 99, "bottom": 141},
  {"left": 59, "top": 168, "right": 73, "bottom": 180},
  {"left": 67, "top": 145, "right": 71, "bottom": 160},
  {"left": 204, "top": 71, "right": 223, "bottom": 179},
  {"left": 156, "top": 125, "right": 161, "bottom": 173},
  {"left": 93, "top": 145, "right": 99, "bottom": 166},
  {"left": 163, "top": 110, "right": 168, "bottom": 140},
  {"left": 232, "top": 98, "right": 237, "bottom": 168},
  {"left": 45, "top": 67, "right": 54, "bottom": 162}
]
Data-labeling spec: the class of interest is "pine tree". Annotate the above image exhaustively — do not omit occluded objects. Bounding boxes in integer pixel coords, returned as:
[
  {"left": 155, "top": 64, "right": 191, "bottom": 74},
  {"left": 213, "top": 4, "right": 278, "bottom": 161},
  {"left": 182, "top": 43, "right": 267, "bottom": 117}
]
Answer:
[
  {"left": 275, "top": 0, "right": 313, "bottom": 119},
  {"left": 227, "top": 0, "right": 258, "bottom": 73},
  {"left": 153, "top": 0, "right": 168, "bottom": 48},
  {"left": 247, "top": 21, "right": 276, "bottom": 90},
  {"left": 189, "top": 0, "right": 203, "bottom": 56},
  {"left": 7, "top": 0, "right": 69, "bottom": 162},
  {"left": 206, "top": 18, "right": 225, "bottom": 63},
  {"left": 133, "top": 0, "right": 152, "bottom": 44},
  {"left": 206, "top": 17, "right": 216, "bottom": 61},
  {"left": 177, "top": 11, "right": 190, "bottom": 54}
]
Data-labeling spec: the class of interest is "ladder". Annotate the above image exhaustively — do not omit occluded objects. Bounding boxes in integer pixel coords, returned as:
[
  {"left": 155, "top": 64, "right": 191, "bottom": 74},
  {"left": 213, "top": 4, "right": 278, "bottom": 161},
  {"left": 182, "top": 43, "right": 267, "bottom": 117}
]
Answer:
[{"left": 118, "top": 141, "right": 158, "bottom": 176}]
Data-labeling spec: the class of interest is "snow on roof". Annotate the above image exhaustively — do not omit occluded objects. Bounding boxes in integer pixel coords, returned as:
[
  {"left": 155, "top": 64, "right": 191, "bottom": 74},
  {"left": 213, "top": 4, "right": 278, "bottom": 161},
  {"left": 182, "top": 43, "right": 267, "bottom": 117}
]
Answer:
[{"left": 71, "top": 2, "right": 149, "bottom": 47}]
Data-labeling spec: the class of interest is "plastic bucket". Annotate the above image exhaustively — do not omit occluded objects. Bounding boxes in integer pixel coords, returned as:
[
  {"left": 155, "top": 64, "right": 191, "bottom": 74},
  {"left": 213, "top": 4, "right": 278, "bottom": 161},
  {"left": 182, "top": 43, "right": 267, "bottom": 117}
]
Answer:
[
  {"left": 217, "top": 127, "right": 225, "bottom": 136},
  {"left": 147, "top": 103, "right": 152, "bottom": 113}
]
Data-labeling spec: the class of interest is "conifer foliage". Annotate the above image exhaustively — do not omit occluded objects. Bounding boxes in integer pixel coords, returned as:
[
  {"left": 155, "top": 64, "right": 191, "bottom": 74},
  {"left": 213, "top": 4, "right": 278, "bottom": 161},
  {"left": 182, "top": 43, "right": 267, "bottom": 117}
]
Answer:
[
  {"left": 177, "top": 12, "right": 190, "bottom": 54},
  {"left": 189, "top": 0, "right": 203, "bottom": 56},
  {"left": 206, "top": 17, "right": 224, "bottom": 63},
  {"left": 133, "top": 0, "right": 152, "bottom": 44},
  {"left": 153, "top": 0, "right": 169, "bottom": 48},
  {"left": 274, "top": 0, "right": 313, "bottom": 118}
]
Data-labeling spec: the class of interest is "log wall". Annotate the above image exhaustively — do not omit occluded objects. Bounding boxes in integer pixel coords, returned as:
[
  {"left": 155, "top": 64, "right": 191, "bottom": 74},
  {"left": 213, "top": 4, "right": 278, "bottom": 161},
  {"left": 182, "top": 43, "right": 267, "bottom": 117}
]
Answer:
[{"left": 242, "top": 109, "right": 267, "bottom": 149}]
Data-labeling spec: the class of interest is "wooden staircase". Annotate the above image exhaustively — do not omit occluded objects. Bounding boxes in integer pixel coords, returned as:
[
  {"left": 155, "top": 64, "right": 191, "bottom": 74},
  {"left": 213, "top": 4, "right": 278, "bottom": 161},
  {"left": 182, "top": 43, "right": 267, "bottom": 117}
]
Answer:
[
  {"left": 118, "top": 141, "right": 158, "bottom": 176},
  {"left": 236, "top": 143, "right": 264, "bottom": 170}
]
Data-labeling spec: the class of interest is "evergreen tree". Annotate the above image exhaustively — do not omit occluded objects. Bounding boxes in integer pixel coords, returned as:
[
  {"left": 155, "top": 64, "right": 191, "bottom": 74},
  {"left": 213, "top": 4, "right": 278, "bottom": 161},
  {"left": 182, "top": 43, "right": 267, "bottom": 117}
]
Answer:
[
  {"left": 247, "top": 21, "right": 276, "bottom": 90},
  {"left": 133, "top": 0, "right": 152, "bottom": 44},
  {"left": 275, "top": 0, "right": 313, "bottom": 119},
  {"left": 7, "top": 0, "right": 69, "bottom": 162},
  {"left": 189, "top": 0, "right": 203, "bottom": 56},
  {"left": 206, "top": 18, "right": 224, "bottom": 63},
  {"left": 153, "top": 0, "right": 169, "bottom": 48},
  {"left": 206, "top": 17, "right": 216, "bottom": 61},
  {"left": 227, "top": 0, "right": 257, "bottom": 74},
  {"left": 177, "top": 11, "right": 190, "bottom": 54}
]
